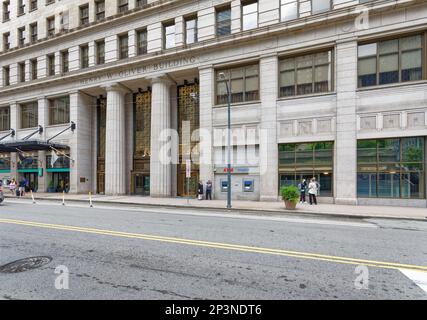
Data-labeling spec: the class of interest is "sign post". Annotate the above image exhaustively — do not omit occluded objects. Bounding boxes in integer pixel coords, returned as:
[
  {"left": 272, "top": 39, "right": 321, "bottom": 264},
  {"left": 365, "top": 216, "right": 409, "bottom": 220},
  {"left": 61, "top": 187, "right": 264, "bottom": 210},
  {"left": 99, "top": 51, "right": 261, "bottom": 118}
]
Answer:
[{"left": 186, "top": 159, "right": 191, "bottom": 205}]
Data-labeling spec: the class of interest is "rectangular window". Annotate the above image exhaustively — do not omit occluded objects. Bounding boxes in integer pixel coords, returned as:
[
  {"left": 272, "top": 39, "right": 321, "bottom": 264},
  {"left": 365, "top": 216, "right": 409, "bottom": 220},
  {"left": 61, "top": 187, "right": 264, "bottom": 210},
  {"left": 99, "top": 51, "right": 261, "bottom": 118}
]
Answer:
[
  {"left": 80, "top": 44, "right": 89, "bottom": 68},
  {"left": 163, "top": 22, "right": 175, "bottom": 49},
  {"left": 3, "top": 32, "right": 10, "bottom": 50},
  {"left": 80, "top": 4, "right": 89, "bottom": 26},
  {"left": 47, "top": 16, "right": 55, "bottom": 37},
  {"left": 49, "top": 96, "right": 70, "bottom": 125},
  {"left": 358, "top": 34, "right": 424, "bottom": 87},
  {"left": 0, "top": 106, "right": 10, "bottom": 131},
  {"left": 30, "top": 59, "right": 37, "bottom": 80},
  {"left": 18, "top": 62, "right": 26, "bottom": 83},
  {"left": 47, "top": 54, "right": 55, "bottom": 76},
  {"left": 279, "top": 142, "right": 334, "bottom": 197},
  {"left": 3, "top": 66, "right": 9, "bottom": 86},
  {"left": 312, "top": 0, "right": 331, "bottom": 14},
  {"left": 3, "top": 1, "right": 10, "bottom": 21},
  {"left": 30, "top": 0, "right": 37, "bottom": 11},
  {"left": 20, "top": 102, "right": 38, "bottom": 129},
  {"left": 96, "top": 40, "right": 105, "bottom": 64},
  {"left": 242, "top": 0, "right": 258, "bottom": 31},
  {"left": 281, "top": 0, "right": 298, "bottom": 22},
  {"left": 118, "top": 34, "right": 128, "bottom": 59},
  {"left": 18, "top": 27, "right": 25, "bottom": 46},
  {"left": 357, "top": 137, "right": 425, "bottom": 199},
  {"left": 17, "top": 0, "right": 25, "bottom": 15},
  {"left": 279, "top": 50, "right": 333, "bottom": 97},
  {"left": 216, "top": 64, "right": 259, "bottom": 104},
  {"left": 118, "top": 0, "right": 128, "bottom": 13},
  {"left": 185, "top": 16, "right": 198, "bottom": 45},
  {"left": 216, "top": 6, "right": 231, "bottom": 36},
  {"left": 95, "top": 0, "right": 105, "bottom": 20},
  {"left": 30, "top": 23, "right": 37, "bottom": 43},
  {"left": 136, "top": 0, "right": 147, "bottom": 8},
  {"left": 136, "top": 29, "right": 147, "bottom": 55},
  {"left": 61, "top": 50, "right": 69, "bottom": 73}
]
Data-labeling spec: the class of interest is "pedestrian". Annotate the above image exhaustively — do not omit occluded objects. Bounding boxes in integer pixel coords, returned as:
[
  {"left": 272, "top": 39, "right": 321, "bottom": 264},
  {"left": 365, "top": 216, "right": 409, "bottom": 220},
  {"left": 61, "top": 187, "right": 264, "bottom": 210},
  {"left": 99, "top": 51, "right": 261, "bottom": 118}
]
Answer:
[
  {"left": 197, "top": 181, "right": 204, "bottom": 200},
  {"left": 18, "top": 178, "right": 26, "bottom": 197},
  {"left": 9, "top": 178, "right": 16, "bottom": 196},
  {"left": 308, "top": 178, "right": 318, "bottom": 205},
  {"left": 205, "top": 180, "right": 213, "bottom": 200},
  {"left": 298, "top": 179, "right": 307, "bottom": 203}
]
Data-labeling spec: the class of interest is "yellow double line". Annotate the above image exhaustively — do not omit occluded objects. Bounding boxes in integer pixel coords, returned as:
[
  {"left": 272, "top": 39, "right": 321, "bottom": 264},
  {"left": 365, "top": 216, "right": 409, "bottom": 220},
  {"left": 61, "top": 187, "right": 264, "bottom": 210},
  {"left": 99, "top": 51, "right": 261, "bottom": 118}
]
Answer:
[{"left": 1, "top": 218, "right": 426, "bottom": 273}]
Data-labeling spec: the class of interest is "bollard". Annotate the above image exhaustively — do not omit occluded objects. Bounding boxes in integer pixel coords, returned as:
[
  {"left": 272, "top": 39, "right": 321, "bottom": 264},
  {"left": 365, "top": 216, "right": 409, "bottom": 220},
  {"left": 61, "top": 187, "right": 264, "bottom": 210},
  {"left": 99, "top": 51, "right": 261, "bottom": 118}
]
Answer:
[
  {"left": 30, "top": 190, "right": 36, "bottom": 204},
  {"left": 62, "top": 191, "right": 65, "bottom": 206},
  {"left": 89, "top": 192, "right": 93, "bottom": 208}
]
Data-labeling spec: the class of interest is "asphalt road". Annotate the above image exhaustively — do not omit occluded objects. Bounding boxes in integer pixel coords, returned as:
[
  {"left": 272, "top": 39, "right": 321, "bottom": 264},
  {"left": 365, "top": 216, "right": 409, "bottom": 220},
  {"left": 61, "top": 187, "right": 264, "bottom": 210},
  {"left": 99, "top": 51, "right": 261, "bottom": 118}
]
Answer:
[{"left": 0, "top": 199, "right": 426, "bottom": 300}]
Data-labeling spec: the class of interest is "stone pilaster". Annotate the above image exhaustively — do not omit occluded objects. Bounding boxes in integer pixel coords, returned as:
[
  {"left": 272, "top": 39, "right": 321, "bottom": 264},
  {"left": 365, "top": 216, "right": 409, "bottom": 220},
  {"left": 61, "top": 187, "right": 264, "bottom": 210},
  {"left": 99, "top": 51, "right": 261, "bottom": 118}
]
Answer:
[
  {"left": 104, "top": 83, "right": 129, "bottom": 195},
  {"left": 150, "top": 75, "right": 173, "bottom": 197},
  {"left": 259, "top": 55, "right": 279, "bottom": 201},
  {"left": 335, "top": 39, "right": 358, "bottom": 205}
]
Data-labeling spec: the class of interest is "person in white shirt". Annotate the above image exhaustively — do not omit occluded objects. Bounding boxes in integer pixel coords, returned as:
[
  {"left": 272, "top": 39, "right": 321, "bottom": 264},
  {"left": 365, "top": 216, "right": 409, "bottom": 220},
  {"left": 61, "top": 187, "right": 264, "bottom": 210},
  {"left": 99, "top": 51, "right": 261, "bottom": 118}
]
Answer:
[{"left": 308, "top": 178, "right": 318, "bottom": 205}]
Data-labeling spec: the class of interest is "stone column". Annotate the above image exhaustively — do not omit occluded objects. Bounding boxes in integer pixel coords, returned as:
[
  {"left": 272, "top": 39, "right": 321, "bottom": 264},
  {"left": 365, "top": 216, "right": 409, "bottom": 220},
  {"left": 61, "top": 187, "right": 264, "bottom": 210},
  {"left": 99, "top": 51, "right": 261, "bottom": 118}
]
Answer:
[
  {"left": 335, "top": 39, "right": 358, "bottom": 205},
  {"left": 150, "top": 76, "right": 173, "bottom": 197},
  {"left": 259, "top": 55, "right": 279, "bottom": 201},
  {"left": 104, "top": 83, "right": 129, "bottom": 195},
  {"left": 199, "top": 66, "right": 214, "bottom": 195}
]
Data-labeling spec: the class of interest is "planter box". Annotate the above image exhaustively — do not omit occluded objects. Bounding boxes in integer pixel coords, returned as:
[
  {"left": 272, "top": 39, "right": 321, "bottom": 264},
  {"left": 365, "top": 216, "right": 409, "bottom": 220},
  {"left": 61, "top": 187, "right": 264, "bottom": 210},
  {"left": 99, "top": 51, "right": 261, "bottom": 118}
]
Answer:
[{"left": 284, "top": 200, "right": 297, "bottom": 210}]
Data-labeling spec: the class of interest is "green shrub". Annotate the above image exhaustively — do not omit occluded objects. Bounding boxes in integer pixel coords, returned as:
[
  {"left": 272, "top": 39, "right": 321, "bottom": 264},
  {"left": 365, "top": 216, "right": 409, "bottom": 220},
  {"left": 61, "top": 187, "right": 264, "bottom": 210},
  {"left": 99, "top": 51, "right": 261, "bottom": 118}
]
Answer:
[{"left": 280, "top": 185, "right": 299, "bottom": 202}]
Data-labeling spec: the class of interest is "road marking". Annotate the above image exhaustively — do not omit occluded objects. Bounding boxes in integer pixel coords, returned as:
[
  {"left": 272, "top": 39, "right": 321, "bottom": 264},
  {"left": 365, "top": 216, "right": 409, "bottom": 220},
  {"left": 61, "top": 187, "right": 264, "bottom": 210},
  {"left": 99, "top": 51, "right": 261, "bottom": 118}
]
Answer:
[
  {"left": 399, "top": 269, "right": 427, "bottom": 293},
  {"left": 4, "top": 200, "right": 378, "bottom": 229},
  {"left": 0, "top": 217, "right": 425, "bottom": 273}
]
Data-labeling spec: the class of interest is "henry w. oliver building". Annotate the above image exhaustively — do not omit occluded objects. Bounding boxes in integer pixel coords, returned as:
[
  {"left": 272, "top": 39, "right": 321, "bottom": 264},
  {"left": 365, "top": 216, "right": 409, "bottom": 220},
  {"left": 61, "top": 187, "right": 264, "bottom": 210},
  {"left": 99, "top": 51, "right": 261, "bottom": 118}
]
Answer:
[{"left": 0, "top": 0, "right": 426, "bottom": 207}]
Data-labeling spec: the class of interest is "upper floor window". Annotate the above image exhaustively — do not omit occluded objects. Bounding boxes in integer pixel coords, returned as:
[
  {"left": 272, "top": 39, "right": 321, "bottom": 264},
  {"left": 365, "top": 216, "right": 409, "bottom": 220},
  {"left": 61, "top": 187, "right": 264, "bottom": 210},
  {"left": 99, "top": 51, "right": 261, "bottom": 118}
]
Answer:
[
  {"left": 80, "top": 4, "right": 89, "bottom": 26},
  {"left": 61, "top": 50, "right": 69, "bottom": 73},
  {"left": 136, "top": 29, "right": 147, "bottom": 55},
  {"left": 80, "top": 44, "right": 89, "bottom": 68},
  {"left": 17, "top": 0, "right": 25, "bottom": 15},
  {"left": 119, "top": 34, "right": 128, "bottom": 59},
  {"left": 3, "top": 32, "right": 10, "bottom": 50},
  {"left": 18, "top": 61, "right": 26, "bottom": 82},
  {"left": 312, "top": 0, "right": 331, "bottom": 14},
  {"left": 95, "top": 0, "right": 105, "bottom": 20},
  {"left": 46, "top": 16, "right": 55, "bottom": 37},
  {"left": 279, "top": 50, "right": 333, "bottom": 97},
  {"left": 216, "top": 6, "right": 231, "bottom": 37},
  {"left": 242, "top": 0, "right": 258, "bottom": 31},
  {"left": 118, "top": 0, "right": 128, "bottom": 13},
  {"left": 136, "top": 0, "right": 147, "bottom": 8},
  {"left": 30, "top": 0, "right": 37, "bottom": 11},
  {"left": 3, "top": 66, "right": 10, "bottom": 86},
  {"left": 49, "top": 96, "right": 70, "bottom": 126},
  {"left": 185, "top": 16, "right": 198, "bottom": 45},
  {"left": 47, "top": 54, "right": 55, "bottom": 76},
  {"left": 30, "top": 23, "right": 37, "bottom": 43},
  {"left": 46, "top": 0, "right": 55, "bottom": 5},
  {"left": 20, "top": 102, "right": 38, "bottom": 129},
  {"left": 163, "top": 22, "right": 175, "bottom": 49},
  {"left": 0, "top": 106, "right": 10, "bottom": 131},
  {"left": 358, "top": 34, "right": 424, "bottom": 88},
  {"left": 216, "top": 64, "right": 259, "bottom": 104},
  {"left": 96, "top": 40, "right": 105, "bottom": 64},
  {"left": 281, "top": 0, "right": 298, "bottom": 22},
  {"left": 30, "top": 58, "right": 37, "bottom": 80},
  {"left": 2, "top": 1, "right": 10, "bottom": 21},
  {"left": 18, "top": 26, "right": 25, "bottom": 46}
]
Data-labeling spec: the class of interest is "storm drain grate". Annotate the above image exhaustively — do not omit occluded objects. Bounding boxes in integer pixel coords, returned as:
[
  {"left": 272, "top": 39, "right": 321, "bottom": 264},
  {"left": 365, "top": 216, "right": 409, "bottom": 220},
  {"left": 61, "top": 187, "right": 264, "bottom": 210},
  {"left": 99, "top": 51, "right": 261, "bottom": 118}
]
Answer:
[{"left": 0, "top": 256, "right": 52, "bottom": 274}]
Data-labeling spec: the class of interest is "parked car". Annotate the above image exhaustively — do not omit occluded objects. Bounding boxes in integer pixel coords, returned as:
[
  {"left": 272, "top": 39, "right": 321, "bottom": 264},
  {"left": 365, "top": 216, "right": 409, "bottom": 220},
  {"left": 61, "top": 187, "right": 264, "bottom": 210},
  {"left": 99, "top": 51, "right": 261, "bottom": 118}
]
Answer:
[{"left": 0, "top": 182, "right": 4, "bottom": 204}]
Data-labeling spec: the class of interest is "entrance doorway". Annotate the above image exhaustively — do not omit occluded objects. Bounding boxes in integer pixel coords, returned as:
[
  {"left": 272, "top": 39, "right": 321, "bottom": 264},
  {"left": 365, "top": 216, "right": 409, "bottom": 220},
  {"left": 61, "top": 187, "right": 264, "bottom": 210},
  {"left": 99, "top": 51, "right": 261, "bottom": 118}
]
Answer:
[
  {"left": 51, "top": 172, "right": 70, "bottom": 193},
  {"left": 133, "top": 174, "right": 150, "bottom": 196},
  {"left": 97, "top": 97, "right": 106, "bottom": 194},
  {"left": 23, "top": 172, "right": 38, "bottom": 192},
  {"left": 177, "top": 171, "right": 199, "bottom": 197}
]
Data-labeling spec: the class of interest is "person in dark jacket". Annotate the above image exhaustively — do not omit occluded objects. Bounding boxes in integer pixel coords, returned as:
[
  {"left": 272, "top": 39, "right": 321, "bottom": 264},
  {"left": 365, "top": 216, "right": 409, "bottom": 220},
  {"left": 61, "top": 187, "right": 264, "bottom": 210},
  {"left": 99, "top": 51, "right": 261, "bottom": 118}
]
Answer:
[
  {"left": 298, "top": 179, "right": 307, "bottom": 203},
  {"left": 205, "top": 180, "right": 213, "bottom": 200},
  {"left": 197, "top": 181, "right": 204, "bottom": 200}
]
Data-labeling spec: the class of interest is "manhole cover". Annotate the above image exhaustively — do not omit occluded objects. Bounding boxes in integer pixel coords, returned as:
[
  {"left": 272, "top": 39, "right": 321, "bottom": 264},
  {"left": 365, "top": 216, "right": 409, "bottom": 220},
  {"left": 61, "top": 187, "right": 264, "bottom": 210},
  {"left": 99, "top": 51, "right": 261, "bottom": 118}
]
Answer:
[{"left": 0, "top": 256, "right": 52, "bottom": 274}]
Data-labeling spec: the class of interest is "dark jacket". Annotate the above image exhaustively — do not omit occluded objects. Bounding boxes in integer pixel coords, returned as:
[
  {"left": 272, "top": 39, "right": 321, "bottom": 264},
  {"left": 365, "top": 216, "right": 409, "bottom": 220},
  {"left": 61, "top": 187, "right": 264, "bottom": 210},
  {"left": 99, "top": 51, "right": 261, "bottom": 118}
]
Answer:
[{"left": 198, "top": 183, "right": 204, "bottom": 195}]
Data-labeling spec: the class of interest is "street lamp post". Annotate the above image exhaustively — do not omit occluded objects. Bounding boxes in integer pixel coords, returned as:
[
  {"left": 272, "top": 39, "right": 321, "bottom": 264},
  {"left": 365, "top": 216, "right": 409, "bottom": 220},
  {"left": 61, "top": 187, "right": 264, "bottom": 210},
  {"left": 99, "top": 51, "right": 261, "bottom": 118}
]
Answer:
[{"left": 219, "top": 73, "right": 232, "bottom": 209}]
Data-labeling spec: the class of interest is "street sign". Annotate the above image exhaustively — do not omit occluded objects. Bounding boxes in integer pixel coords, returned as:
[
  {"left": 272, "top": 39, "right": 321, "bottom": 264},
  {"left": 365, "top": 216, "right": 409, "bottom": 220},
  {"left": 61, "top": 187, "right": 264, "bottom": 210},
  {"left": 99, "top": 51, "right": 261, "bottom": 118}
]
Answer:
[{"left": 186, "top": 159, "right": 191, "bottom": 178}]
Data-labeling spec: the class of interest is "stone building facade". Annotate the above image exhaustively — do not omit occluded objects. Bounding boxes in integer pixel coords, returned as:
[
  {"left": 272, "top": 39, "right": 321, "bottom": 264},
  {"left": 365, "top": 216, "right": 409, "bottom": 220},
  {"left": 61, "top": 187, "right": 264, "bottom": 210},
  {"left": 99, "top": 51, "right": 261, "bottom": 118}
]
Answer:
[{"left": 0, "top": 0, "right": 426, "bottom": 207}]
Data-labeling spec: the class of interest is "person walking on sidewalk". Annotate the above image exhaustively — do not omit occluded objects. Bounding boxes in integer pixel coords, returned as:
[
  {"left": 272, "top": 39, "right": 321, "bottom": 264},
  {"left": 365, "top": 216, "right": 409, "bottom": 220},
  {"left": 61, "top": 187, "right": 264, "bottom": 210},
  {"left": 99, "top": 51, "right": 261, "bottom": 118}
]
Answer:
[
  {"left": 197, "top": 181, "right": 204, "bottom": 200},
  {"left": 205, "top": 180, "right": 213, "bottom": 200},
  {"left": 308, "top": 178, "right": 318, "bottom": 205},
  {"left": 298, "top": 179, "right": 307, "bottom": 203},
  {"left": 18, "top": 178, "right": 26, "bottom": 197},
  {"left": 9, "top": 178, "right": 16, "bottom": 196}
]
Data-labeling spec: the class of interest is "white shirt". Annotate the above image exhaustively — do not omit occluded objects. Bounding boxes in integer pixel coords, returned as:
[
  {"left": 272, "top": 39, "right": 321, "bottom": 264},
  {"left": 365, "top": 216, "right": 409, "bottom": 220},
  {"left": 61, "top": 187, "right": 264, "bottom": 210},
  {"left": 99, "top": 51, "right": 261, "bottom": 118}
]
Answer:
[{"left": 308, "top": 182, "right": 318, "bottom": 195}]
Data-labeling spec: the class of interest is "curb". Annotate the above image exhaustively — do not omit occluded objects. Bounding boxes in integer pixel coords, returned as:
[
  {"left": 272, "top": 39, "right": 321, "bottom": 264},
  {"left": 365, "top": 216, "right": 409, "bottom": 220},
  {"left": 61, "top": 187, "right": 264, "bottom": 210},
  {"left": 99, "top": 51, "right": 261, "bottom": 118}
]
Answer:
[{"left": 4, "top": 195, "right": 427, "bottom": 221}]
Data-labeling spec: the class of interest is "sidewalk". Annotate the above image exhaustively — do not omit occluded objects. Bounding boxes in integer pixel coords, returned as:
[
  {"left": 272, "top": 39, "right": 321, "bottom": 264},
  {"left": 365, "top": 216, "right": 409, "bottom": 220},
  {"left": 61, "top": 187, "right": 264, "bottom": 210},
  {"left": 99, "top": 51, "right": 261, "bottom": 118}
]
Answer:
[{"left": 4, "top": 192, "right": 427, "bottom": 221}]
